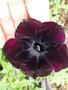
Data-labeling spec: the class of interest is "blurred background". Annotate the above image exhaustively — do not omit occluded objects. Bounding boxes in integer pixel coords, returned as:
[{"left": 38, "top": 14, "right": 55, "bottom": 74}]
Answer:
[
  {"left": 50, "top": 0, "right": 68, "bottom": 35},
  {"left": 0, "top": 0, "right": 68, "bottom": 90}
]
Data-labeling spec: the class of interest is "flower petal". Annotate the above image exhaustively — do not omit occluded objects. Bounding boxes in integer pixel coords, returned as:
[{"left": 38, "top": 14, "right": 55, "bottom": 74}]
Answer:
[
  {"left": 3, "top": 38, "right": 23, "bottom": 68},
  {"left": 36, "top": 55, "right": 52, "bottom": 77},
  {"left": 20, "top": 55, "right": 52, "bottom": 77},
  {"left": 15, "top": 18, "right": 42, "bottom": 40},
  {"left": 42, "top": 22, "right": 65, "bottom": 43},
  {"left": 21, "top": 65, "right": 52, "bottom": 77},
  {"left": 47, "top": 44, "right": 68, "bottom": 72}
]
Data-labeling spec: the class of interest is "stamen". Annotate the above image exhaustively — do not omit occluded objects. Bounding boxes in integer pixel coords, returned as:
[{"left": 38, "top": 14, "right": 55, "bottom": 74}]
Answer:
[
  {"left": 33, "top": 43, "right": 44, "bottom": 52},
  {"left": 36, "top": 45, "right": 40, "bottom": 51}
]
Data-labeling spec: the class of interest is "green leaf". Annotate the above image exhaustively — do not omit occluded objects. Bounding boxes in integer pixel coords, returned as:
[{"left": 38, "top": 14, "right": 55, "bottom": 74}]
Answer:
[{"left": 0, "top": 79, "right": 6, "bottom": 90}]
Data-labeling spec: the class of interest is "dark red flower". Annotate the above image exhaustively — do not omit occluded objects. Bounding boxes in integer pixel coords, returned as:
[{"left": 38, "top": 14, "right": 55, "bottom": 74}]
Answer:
[{"left": 3, "top": 19, "right": 68, "bottom": 78}]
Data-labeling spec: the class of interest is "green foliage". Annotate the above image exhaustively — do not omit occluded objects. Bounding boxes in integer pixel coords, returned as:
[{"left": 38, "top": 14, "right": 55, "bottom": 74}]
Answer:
[
  {"left": 48, "top": 68, "right": 68, "bottom": 85},
  {"left": 50, "top": 0, "right": 68, "bottom": 24}
]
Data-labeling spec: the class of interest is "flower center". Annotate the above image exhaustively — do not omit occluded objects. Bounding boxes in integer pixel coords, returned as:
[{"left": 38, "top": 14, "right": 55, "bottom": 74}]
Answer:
[{"left": 33, "top": 43, "right": 44, "bottom": 52}]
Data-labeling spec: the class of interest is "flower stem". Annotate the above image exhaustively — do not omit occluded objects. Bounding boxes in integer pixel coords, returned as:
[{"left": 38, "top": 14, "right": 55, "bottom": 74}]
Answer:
[
  {"left": 45, "top": 77, "right": 52, "bottom": 90},
  {"left": 41, "top": 79, "right": 46, "bottom": 90},
  {"left": 39, "top": 77, "right": 52, "bottom": 90}
]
